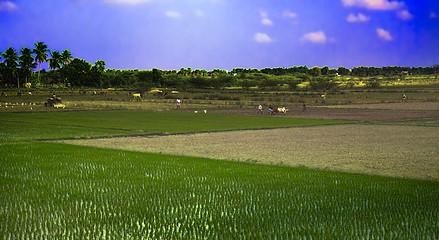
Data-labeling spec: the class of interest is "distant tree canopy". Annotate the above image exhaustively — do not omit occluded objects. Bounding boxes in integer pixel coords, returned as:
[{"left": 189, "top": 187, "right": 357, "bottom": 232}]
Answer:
[{"left": 1, "top": 43, "right": 438, "bottom": 90}]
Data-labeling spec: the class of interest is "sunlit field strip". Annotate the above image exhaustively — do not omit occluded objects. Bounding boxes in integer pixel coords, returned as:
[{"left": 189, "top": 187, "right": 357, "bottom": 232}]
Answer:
[
  {"left": 0, "top": 121, "right": 138, "bottom": 143},
  {"left": 0, "top": 111, "right": 350, "bottom": 142},
  {"left": 1, "top": 142, "right": 438, "bottom": 239}
]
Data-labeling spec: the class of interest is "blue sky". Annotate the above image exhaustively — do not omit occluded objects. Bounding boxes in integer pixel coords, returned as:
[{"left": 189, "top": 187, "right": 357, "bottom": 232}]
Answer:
[{"left": 1, "top": 0, "right": 438, "bottom": 70}]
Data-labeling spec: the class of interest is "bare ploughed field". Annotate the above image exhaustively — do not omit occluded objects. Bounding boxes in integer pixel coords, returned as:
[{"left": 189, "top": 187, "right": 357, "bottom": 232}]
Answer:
[
  {"left": 60, "top": 102, "right": 439, "bottom": 181},
  {"left": 196, "top": 102, "right": 439, "bottom": 121}
]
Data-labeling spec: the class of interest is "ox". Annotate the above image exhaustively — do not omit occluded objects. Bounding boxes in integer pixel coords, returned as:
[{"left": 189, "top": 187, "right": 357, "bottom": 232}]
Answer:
[
  {"left": 274, "top": 107, "right": 288, "bottom": 114},
  {"left": 269, "top": 107, "right": 288, "bottom": 115},
  {"left": 133, "top": 93, "right": 141, "bottom": 98}
]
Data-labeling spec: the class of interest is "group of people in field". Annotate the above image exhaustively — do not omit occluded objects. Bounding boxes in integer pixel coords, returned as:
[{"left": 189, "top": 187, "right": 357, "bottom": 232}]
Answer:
[
  {"left": 175, "top": 94, "right": 408, "bottom": 114},
  {"left": 257, "top": 94, "right": 408, "bottom": 115},
  {"left": 257, "top": 103, "right": 304, "bottom": 115}
]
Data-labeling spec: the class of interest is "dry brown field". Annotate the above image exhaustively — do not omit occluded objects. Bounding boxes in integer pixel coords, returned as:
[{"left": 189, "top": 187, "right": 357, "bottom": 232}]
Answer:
[{"left": 59, "top": 102, "right": 439, "bottom": 181}]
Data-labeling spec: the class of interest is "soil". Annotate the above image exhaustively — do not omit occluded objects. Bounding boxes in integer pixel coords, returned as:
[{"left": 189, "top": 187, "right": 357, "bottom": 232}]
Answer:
[
  {"left": 181, "top": 102, "right": 439, "bottom": 121},
  {"left": 60, "top": 125, "right": 438, "bottom": 181},
  {"left": 58, "top": 102, "right": 439, "bottom": 181}
]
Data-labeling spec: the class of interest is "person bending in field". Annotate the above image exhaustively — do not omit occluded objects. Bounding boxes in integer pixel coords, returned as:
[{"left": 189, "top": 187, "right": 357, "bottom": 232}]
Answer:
[
  {"left": 268, "top": 105, "right": 273, "bottom": 115},
  {"left": 302, "top": 102, "right": 306, "bottom": 112},
  {"left": 258, "top": 104, "right": 263, "bottom": 114},
  {"left": 177, "top": 98, "right": 181, "bottom": 108},
  {"left": 402, "top": 94, "right": 407, "bottom": 103}
]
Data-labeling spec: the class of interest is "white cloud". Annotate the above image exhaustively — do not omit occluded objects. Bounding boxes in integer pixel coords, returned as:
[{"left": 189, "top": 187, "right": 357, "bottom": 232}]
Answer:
[
  {"left": 259, "top": 10, "right": 268, "bottom": 18},
  {"left": 346, "top": 13, "right": 371, "bottom": 22},
  {"left": 376, "top": 28, "right": 393, "bottom": 41},
  {"left": 283, "top": 10, "right": 299, "bottom": 25},
  {"left": 283, "top": 10, "right": 297, "bottom": 19},
  {"left": 103, "top": 0, "right": 153, "bottom": 4},
  {"left": 301, "top": 31, "right": 327, "bottom": 44},
  {"left": 260, "top": 10, "right": 273, "bottom": 26},
  {"left": 165, "top": 11, "right": 181, "bottom": 18},
  {"left": 261, "top": 18, "right": 273, "bottom": 26},
  {"left": 0, "top": 1, "right": 19, "bottom": 11},
  {"left": 254, "top": 33, "right": 273, "bottom": 43},
  {"left": 341, "top": 0, "right": 404, "bottom": 10},
  {"left": 397, "top": 10, "right": 413, "bottom": 21},
  {"left": 431, "top": 12, "right": 438, "bottom": 19},
  {"left": 194, "top": 9, "right": 204, "bottom": 18}
]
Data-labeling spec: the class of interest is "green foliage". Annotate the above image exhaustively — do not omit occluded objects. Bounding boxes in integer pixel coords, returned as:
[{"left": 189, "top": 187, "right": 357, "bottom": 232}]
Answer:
[
  {"left": 237, "top": 77, "right": 258, "bottom": 90},
  {"left": 41, "top": 70, "right": 62, "bottom": 85},
  {"left": 280, "top": 75, "right": 300, "bottom": 90},
  {"left": 338, "top": 66, "right": 350, "bottom": 75},
  {"left": 309, "top": 66, "right": 321, "bottom": 77},
  {"left": 49, "top": 50, "right": 62, "bottom": 70},
  {"left": 18, "top": 47, "right": 36, "bottom": 85},
  {"left": 2, "top": 43, "right": 438, "bottom": 90},
  {"left": 33, "top": 41, "right": 50, "bottom": 82},
  {"left": 211, "top": 74, "right": 235, "bottom": 89},
  {"left": 321, "top": 66, "right": 329, "bottom": 75},
  {"left": 163, "top": 74, "right": 185, "bottom": 89},
  {"left": 91, "top": 60, "right": 106, "bottom": 88},
  {"left": 60, "top": 49, "right": 73, "bottom": 65},
  {"left": 365, "top": 78, "right": 381, "bottom": 88},
  {"left": 61, "top": 58, "right": 93, "bottom": 87},
  {"left": 257, "top": 76, "right": 280, "bottom": 90},
  {"left": 1, "top": 47, "right": 19, "bottom": 86},
  {"left": 309, "top": 76, "right": 339, "bottom": 90},
  {"left": 188, "top": 76, "right": 210, "bottom": 89},
  {"left": 135, "top": 81, "right": 155, "bottom": 93}
]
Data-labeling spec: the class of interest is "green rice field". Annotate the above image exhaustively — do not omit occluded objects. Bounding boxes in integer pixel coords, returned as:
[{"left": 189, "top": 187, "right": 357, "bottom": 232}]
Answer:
[
  {"left": 0, "top": 111, "right": 348, "bottom": 142},
  {"left": 1, "top": 111, "right": 438, "bottom": 239}
]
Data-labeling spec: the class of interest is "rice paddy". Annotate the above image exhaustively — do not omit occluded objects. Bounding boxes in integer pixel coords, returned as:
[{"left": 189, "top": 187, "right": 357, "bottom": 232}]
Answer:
[{"left": 1, "top": 110, "right": 438, "bottom": 239}]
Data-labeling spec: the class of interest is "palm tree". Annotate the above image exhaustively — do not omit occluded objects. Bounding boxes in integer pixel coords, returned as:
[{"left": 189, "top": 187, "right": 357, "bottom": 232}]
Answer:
[
  {"left": 19, "top": 47, "right": 36, "bottom": 85},
  {"left": 60, "top": 49, "right": 73, "bottom": 86},
  {"left": 60, "top": 49, "right": 72, "bottom": 66},
  {"left": 1, "top": 47, "right": 19, "bottom": 87},
  {"left": 32, "top": 41, "right": 49, "bottom": 81},
  {"left": 49, "top": 50, "right": 62, "bottom": 70}
]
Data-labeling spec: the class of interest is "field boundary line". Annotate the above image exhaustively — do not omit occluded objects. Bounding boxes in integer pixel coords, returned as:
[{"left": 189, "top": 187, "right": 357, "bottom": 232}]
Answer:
[
  {"left": 47, "top": 122, "right": 358, "bottom": 142},
  {"left": 0, "top": 119, "right": 143, "bottom": 132}
]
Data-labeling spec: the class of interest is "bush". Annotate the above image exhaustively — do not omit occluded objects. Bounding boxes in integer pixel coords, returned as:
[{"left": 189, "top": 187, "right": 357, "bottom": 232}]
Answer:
[
  {"left": 365, "top": 78, "right": 381, "bottom": 88},
  {"left": 309, "top": 76, "right": 339, "bottom": 90}
]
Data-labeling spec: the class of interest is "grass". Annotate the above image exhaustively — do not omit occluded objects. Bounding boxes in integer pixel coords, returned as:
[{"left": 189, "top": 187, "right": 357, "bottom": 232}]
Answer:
[
  {"left": 0, "top": 110, "right": 438, "bottom": 238},
  {"left": 1, "top": 142, "right": 438, "bottom": 239},
  {"left": 1, "top": 87, "right": 438, "bottom": 113},
  {"left": 0, "top": 111, "right": 349, "bottom": 142},
  {"left": 0, "top": 120, "right": 137, "bottom": 143}
]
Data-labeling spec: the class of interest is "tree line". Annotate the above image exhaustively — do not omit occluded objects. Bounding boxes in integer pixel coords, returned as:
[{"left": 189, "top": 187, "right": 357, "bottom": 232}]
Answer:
[{"left": 1, "top": 42, "right": 438, "bottom": 91}]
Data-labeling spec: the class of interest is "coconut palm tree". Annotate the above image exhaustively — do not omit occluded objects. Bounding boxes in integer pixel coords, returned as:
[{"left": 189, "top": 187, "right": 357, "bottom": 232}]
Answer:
[
  {"left": 32, "top": 41, "right": 49, "bottom": 81},
  {"left": 60, "top": 49, "right": 72, "bottom": 66},
  {"left": 1, "top": 47, "right": 19, "bottom": 87},
  {"left": 49, "top": 50, "right": 62, "bottom": 70},
  {"left": 19, "top": 47, "right": 36, "bottom": 85}
]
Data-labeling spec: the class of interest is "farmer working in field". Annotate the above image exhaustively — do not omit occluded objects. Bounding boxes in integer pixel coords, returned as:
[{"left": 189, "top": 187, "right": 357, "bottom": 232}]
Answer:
[{"left": 258, "top": 104, "right": 263, "bottom": 114}]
